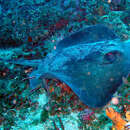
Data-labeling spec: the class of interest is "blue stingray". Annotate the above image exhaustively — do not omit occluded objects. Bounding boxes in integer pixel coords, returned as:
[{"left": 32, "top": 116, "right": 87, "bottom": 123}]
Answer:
[{"left": 1, "top": 24, "right": 130, "bottom": 108}]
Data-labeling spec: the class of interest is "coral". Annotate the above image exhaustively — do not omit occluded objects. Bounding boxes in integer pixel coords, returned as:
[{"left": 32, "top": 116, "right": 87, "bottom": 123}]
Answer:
[
  {"left": 40, "top": 108, "right": 49, "bottom": 122},
  {"left": 44, "top": 79, "right": 88, "bottom": 116},
  {"left": 106, "top": 107, "right": 127, "bottom": 130},
  {"left": 79, "top": 109, "right": 94, "bottom": 121}
]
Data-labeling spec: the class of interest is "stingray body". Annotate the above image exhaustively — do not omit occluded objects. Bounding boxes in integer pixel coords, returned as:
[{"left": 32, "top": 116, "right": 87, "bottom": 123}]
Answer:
[{"left": 2, "top": 25, "right": 130, "bottom": 108}]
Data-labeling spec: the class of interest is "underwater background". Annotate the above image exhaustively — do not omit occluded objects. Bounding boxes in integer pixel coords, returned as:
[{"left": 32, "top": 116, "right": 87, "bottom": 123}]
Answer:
[{"left": 0, "top": 0, "right": 129, "bottom": 129}]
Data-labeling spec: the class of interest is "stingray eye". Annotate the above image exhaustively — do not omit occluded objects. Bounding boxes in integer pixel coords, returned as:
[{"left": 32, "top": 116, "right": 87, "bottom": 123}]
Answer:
[{"left": 104, "top": 51, "right": 122, "bottom": 64}]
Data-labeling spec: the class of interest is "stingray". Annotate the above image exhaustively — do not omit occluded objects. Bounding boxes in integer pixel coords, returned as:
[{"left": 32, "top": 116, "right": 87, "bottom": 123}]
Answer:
[{"left": 1, "top": 24, "right": 130, "bottom": 108}]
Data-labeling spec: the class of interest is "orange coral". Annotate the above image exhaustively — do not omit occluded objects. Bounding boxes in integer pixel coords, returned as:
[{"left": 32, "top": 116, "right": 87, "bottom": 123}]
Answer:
[{"left": 106, "top": 107, "right": 127, "bottom": 130}]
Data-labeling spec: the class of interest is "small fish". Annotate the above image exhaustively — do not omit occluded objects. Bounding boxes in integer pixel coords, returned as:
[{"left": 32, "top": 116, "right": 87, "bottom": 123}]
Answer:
[{"left": 1, "top": 24, "right": 130, "bottom": 108}]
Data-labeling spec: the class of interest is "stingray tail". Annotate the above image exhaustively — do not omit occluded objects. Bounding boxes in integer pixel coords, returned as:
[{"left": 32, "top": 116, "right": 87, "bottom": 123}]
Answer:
[{"left": 0, "top": 58, "right": 41, "bottom": 67}]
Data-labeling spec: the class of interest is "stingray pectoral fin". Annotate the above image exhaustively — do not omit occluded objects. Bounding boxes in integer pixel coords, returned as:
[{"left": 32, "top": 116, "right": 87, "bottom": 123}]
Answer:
[
  {"left": 62, "top": 78, "right": 113, "bottom": 108},
  {"left": 56, "top": 24, "right": 118, "bottom": 50},
  {"left": 78, "top": 87, "right": 112, "bottom": 108}
]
